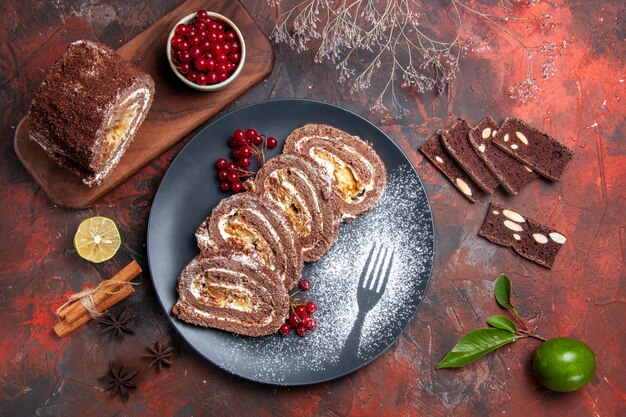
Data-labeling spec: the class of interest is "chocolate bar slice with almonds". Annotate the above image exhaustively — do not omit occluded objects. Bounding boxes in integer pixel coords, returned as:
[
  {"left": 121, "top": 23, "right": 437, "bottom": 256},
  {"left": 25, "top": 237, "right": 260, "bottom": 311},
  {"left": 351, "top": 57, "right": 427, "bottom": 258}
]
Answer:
[
  {"left": 468, "top": 117, "right": 538, "bottom": 195},
  {"left": 478, "top": 202, "right": 567, "bottom": 268},
  {"left": 419, "top": 131, "right": 485, "bottom": 203},
  {"left": 492, "top": 118, "right": 573, "bottom": 181},
  {"left": 441, "top": 119, "right": 500, "bottom": 194}
]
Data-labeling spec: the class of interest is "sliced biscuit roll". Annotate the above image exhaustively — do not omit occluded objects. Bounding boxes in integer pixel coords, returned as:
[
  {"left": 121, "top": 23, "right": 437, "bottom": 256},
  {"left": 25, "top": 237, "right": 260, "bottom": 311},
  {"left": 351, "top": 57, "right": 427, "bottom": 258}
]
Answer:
[
  {"left": 195, "top": 193, "right": 303, "bottom": 291},
  {"left": 283, "top": 124, "right": 387, "bottom": 220},
  {"left": 173, "top": 250, "right": 289, "bottom": 337},
  {"left": 250, "top": 154, "right": 341, "bottom": 262},
  {"left": 28, "top": 40, "right": 155, "bottom": 187}
]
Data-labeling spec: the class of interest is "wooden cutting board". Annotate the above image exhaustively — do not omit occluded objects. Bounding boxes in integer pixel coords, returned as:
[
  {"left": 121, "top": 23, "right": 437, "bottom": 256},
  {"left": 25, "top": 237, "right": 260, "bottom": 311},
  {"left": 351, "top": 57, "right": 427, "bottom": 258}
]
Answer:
[{"left": 14, "top": 0, "right": 274, "bottom": 209}]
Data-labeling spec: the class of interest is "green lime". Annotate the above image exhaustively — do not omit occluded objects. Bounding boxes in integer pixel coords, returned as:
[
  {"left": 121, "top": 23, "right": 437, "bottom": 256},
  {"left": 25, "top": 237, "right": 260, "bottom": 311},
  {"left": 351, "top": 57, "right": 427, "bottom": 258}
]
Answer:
[{"left": 532, "top": 337, "right": 596, "bottom": 392}]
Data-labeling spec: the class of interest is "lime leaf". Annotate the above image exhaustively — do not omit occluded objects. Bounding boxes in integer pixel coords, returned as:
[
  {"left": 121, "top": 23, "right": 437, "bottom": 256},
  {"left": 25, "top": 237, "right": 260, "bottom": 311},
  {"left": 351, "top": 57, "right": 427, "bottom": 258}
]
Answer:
[
  {"left": 495, "top": 274, "right": 513, "bottom": 310},
  {"left": 486, "top": 315, "right": 517, "bottom": 334},
  {"left": 436, "top": 328, "right": 519, "bottom": 369}
]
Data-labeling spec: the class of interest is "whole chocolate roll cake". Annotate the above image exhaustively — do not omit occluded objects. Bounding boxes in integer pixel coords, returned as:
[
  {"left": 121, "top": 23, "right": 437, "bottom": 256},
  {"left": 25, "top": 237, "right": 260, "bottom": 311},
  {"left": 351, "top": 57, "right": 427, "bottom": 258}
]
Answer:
[
  {"left": 28, "top": 40, "right": 155, "bottom": 187},
  {"left": 173, "top": 250, "right": 289, "bottom": 337},
  {"left": 250, "top": 154, "right": 341, "bottom": 262},
  {"left": 283, "top": 124, "right": 387, "bottom": 220},
  {"left": 195, "top": 192, "right": 303, "bottom": 291}
]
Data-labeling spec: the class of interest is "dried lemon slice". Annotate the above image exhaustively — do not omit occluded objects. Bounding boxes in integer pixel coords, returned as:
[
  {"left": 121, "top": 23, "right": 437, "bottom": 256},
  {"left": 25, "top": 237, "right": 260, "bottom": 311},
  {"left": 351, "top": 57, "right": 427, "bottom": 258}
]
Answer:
[{"left": 73, "top": 216, "right": 121, "bottom": 263}]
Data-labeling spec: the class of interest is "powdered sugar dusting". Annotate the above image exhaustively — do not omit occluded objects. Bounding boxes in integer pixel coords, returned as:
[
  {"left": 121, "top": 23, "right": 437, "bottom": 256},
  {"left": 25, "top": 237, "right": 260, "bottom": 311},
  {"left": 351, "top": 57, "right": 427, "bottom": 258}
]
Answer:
[{"left": 211, "top": 164, "right": 434, "bottom": 384}]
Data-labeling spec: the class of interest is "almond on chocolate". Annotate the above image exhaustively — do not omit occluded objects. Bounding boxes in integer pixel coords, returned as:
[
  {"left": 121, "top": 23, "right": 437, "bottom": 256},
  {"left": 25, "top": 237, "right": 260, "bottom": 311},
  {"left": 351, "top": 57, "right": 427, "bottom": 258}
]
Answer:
[
  {"left": 441, "top": 119, "right": 500, "bottom": 194},
  {"left": 492, "top": 117, "right": 573, "bottom": 181},
  {"left": 419, "top": 131, "right": 485, "bottom": 203},
  {"left": 468, "top": 117, "right": 538, "bottom": 195},
  {"left": 478, "top": 202, "right": 567, "bottom": 268}
]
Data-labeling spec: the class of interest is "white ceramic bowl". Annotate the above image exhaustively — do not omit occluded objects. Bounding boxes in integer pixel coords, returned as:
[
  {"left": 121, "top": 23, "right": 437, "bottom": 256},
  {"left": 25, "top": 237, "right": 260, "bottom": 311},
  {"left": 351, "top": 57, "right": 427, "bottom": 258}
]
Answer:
[{"left": 166, "top": 11, "right": 246, "bottom": 91}]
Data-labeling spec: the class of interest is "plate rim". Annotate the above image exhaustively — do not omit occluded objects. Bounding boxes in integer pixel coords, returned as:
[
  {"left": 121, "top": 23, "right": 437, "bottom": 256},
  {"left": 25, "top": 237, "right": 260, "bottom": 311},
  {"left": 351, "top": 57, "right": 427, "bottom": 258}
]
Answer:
[{"left": 147, "top": 98, "right": 436, "bottom": 386}]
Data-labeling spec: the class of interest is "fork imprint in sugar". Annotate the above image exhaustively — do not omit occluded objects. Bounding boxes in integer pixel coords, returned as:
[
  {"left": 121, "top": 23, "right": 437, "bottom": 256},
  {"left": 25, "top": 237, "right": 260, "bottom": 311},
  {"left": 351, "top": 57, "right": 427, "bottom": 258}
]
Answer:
[{"left": 339, "top": 244, "right": 394, "bottom": 363}]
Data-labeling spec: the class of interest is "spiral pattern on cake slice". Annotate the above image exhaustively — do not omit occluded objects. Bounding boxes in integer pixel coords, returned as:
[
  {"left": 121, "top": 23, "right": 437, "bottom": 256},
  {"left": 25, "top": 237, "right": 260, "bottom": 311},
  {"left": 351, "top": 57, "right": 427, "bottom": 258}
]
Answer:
[
  {"left": 250, "top": 153, "right": 341, "bottom": 262},
  {"left": 173, "top": 250, "right": 289, "bottom": 337},
  {"left": 195, "top": 193, "right": 303, "bottom": 291},
  {"left": 283, "top": 124, "right": 387, "bottom": 220}
]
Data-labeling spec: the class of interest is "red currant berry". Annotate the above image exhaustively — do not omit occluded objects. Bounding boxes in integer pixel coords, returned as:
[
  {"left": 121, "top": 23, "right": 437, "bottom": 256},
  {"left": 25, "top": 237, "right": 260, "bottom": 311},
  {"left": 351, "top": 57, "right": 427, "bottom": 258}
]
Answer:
[
  {"left": 239, "top": 146, "right": 252, "bottom": 159},
  {"left": 216, "top": 158, "right": 228, "bottom": 170},
  {"left": 200, "top": 39, "right": 211, "bottom": 51},
  {"left": 188, "top": 35, "right": 201, "bottom": 46},
  {"left": 233, "top": 129, "right": 246, "bottom": 141},
  {"left": 234, "top": 136, "right": 247, "bottom": 147},
  {"left": 251, "top": 135, "right": 263, "bottom": 146},
  {"left": 238, "top": 157, "right": 251, "bottom": 168},
  {"left": 295, "top": 305, "right": 307, "bottom": 319},
  {"left": 175, "top": 24, "right": 189, "bottom": 36},
  {"left": 226, "top": 162, "right": 238, "bottom": 171},
  {"left": 171, "top": 35, "right": 183, "bottom": 49},
  {"left": 218, "top": 169, "right": 229, "bottom": 181},
  {"left": 226, "top": 171, "right": 239, "bottom": 183},
  {"left": 220, "top": 181, "right": 230, "bottom": 192},
  {"left": 296, "top": 325, "right": 307, "bottom": 337},
  {"left": 186, "top": 28, "right": 197, "bottom": 38},
  {"left": 225, "top": 31, "right": 237, "bottom": 42},
  {"left": 226, "top": 62, "right": 236, "bottom": 72},
  {"left": 229, "top": 52, "right": 241, "bottom": 64},
  {"left": 304, "top": 317, "right": 317, "bottom": 331},
  {"left": 207, "top": 71, "right": 219, "bottom": 85},
  {"left": 305, "top": 301, "right": 317, "bottom": 314},
  {"left": 231, "top": 41, "right": 240, "bottom": 52},
  {"left": 208, "top": 20, "right": 219, "bottom": 32},
  {"left": 279, "top": 323, "right": 291, "bottom": 336},
  {"left": 221, "top": 42, "right": 231, "bottom": 54},
  {"left": 186, "top": 70, "right": 198, "bottom": 83},
  {"left": 210, "top": 43, "right": 223, "bottom": 55},
  {"left": 231, "top": 182, "right": 243, "bottom": 193},
  {"left": 231, "top": 147, "right": 241, "bottom": 160},
  {"left": 218, "top": 72, "right": 230, "bottom": 82},
  {"left": 208, "top": 31, "right": 218, "bottom": 43},
  {"left": 216, "top": 32, "right": 225, "bottom": 43},
  {"left": 194, "top": 57, "right": 209, "bottom": 72},
  {"left": 177, "top": 39, "right": 190, "bottom": 51},
  {"left": 189, "top": 46, "right": 202, "bottom": 59},
  {"left": 266, "top": 137, "right": 278, "bottom": 149},
  {"left": 196, "top": 73, "right": 208, "bottom": 85},
  {"left": 216, "top": 22, "right": 225, "bottom": 32},
  {"left": 299, "top": 279, "right": 311, "bottom": 291},
  {"left": 245, "top": 129, "right": 258, "bottom": 140},
  {"left": 216, "top": 52, "right": 228, "bottom": 63},
  {"left": 197, "top": 10, "right": 209, "bottom": 20},
  {"left": 289, "top": 313, "right": 299, "bottom": 326},
  {"left": 194, "top": 19, "right": 207, "bottom": 31},
  {"left": 179, "top": 51, "right": 191, "bottom": 63},
  {"left": 198, "top": 30, "right": 208, "bottom": 40},
  {"left": 228, "top": 136, "right": 239, "bottom": 148},
  {"left": 207, "top": 58, "right": 217, "bottom": 71},
  {"left": 178, "top": 62, "right": 190, "bottom": 74},
  {"left": 214, "top": 63, "right": 227, "bottom": 74}
]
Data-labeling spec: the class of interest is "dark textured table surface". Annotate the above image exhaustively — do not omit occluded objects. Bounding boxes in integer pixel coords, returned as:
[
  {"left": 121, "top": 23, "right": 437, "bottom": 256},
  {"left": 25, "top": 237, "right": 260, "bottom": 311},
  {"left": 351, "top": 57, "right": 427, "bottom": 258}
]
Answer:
[{"left": 1, "top": 1, "right": 624, "bottom": 416}]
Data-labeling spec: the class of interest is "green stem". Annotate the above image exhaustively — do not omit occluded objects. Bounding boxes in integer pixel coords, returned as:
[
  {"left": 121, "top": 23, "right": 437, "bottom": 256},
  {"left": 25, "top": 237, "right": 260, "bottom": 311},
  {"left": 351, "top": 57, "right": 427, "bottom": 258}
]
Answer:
[
  {"left": 510, "top": 307, "right": 531, "bottom": 332},
  {"left": 519, "top": 330, "right": 547, "bottom": 342}
]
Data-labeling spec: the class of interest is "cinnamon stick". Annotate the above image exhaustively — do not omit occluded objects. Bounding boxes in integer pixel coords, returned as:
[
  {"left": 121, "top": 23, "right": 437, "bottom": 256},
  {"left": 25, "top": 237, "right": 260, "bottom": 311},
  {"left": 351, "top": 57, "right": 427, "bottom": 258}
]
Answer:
[
  {"left": 53, "top": 284, "right": 135, "bottom": 337},
  {"left": 58, "top": 260, "right": 141, "bottom": 322}
]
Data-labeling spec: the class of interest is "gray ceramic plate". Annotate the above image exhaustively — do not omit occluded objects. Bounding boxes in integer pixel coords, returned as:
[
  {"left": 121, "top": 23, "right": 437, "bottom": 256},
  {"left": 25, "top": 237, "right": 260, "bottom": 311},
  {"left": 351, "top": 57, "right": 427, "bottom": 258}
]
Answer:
[{"left": 147, "top": 99, "right": 435, "bottom": 385}]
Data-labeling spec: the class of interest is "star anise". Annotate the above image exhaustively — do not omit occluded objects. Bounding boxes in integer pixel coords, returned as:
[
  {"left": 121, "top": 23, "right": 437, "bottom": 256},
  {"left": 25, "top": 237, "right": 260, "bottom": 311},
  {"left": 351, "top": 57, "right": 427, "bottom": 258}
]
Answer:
[
  {"left": 143, "top": 341, "right": 174, "bottom": 372},
  {"left": 97, "top": 307, "right": 135, "bottom": 341},
  {"left": 98, "top": 361, "right": 137, "bottom": 402}
]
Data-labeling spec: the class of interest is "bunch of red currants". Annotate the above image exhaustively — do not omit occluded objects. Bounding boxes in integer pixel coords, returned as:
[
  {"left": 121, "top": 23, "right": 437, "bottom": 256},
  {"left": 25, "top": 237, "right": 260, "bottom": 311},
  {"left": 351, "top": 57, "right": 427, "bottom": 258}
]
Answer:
[{"left": 215, "top": 128, "right": 278, "bottom": 193}]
